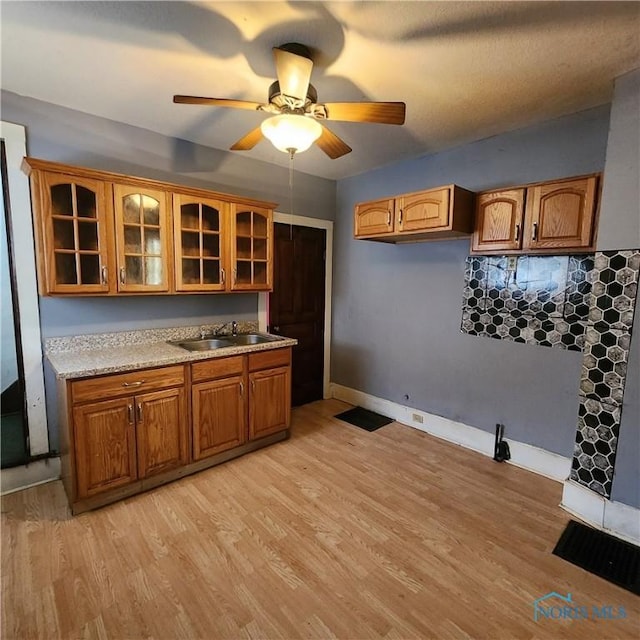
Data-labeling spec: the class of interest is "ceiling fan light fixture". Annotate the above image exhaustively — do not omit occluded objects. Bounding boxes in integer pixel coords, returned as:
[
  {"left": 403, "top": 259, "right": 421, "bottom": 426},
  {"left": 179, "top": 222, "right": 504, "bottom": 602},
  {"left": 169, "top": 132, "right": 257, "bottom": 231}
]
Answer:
[{"left": 260, "top": 114, "right": 322, "bottom": 154}]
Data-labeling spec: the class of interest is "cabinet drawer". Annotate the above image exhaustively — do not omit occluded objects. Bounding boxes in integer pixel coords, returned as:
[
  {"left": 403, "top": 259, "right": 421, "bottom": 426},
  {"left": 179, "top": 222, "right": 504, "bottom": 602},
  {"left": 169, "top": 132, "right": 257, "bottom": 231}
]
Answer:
[
  {"left": 192, "top": 355, "right": 244, "bottom": 382},
  {"left": 248, "top": 348, "right": 291, "bottom": 372},
  {"left": 71, "top": 365, "right": 185, "bottom": 403}
]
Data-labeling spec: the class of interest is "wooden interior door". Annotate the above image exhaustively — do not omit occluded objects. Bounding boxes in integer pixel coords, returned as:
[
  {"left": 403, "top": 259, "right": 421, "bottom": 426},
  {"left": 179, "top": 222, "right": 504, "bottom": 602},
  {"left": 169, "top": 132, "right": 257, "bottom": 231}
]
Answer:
[{"left": 269, "top": 223, "right": 326, "bottom": 406}]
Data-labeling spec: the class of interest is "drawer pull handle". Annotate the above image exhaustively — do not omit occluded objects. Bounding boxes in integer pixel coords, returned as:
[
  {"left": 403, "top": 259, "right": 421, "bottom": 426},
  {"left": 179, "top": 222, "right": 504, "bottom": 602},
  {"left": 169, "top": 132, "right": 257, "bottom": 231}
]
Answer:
[
  {"left": 221, "top": 267, "right": 225, "bottom": 285},
  {"left": 239, "top": 381, "right": 244, "bottom": 397},
  {"left": 233, "top": 268, "right": 237, "bottom": 285},
  {"left": 119, "top": 267, "right": 126, "bottom": 284},
  {"left": 532, "top": 222, "right": 539, "bottom": 241},
  {"left": 101, "top": 266, "right": 108, "bottom": 285},
  {"left": 386, "top": 210, "right": 391, "bottom": 226},
  {"left": 398, "top": 209, "right": 403, "bottom": 226},
  {"left": 515, "top": 223, "right": 521, "bottom": 242},
  {"left": 251, "top": 379, "right": 255, "bottom": 393},
  {"left": 122, "top": 380, "right": 145, "bottom": 387},
  {"left": 137, "top": 403, "right": 143, "bottom": 422},
  {"left": 127, "top": 404, "right": 134, "bottom": 424}
]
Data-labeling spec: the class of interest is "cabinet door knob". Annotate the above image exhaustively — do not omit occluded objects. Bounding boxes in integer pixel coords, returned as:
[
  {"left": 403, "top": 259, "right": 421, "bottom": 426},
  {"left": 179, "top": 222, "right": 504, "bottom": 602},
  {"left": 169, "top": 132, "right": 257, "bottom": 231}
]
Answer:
[
  {"left": 532, "top": 222, "right": 539, "bottom": 241},
  {"left": 514, "top": 223, "right": 521, "bottom": 242}
]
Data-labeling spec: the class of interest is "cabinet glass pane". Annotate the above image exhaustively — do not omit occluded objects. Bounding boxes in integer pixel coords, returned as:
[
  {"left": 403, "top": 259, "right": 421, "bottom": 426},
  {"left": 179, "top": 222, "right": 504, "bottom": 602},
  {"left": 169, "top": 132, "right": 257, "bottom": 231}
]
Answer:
[
  {"left": 202, "top": 259, "right": 220, "bottom": 284},
  {"left": 236, "top": 211, "right": 252, "bottom": 236},
  {"left": 253, "top": 238, "right": 267, "bottom": 260},
  {"left": 79, "top": 254, "right": 100, "bottom": 284},
  {"left": 142, "top": 196, "right": 160, "bottom": 225},
  {"left": 202, "top": 234, "right": 219, "bottom": 258},
  {"left": 145, "top": 257, "right": 162, "bottom": 285},
  {"left": 55, "top": 253, "right": 77, "bottom": 284},
  {"left": 253, "top": 214, "right": 267, "bottom": 238},
  {"left": 124, "top": 225, "right": 142, "bottom": 254},
  {"left": 202, "top": 206, "right": 219, "bottom": 231},
  {"left": 236, "top": 260, "right": 251, "bottom": 284},
  {"left": 236, "top": 237, "right": 251, "bottom": 260},
  {"left": 53, "top": 219, "right": 75, "bottom": 249},
  {"left": 76, "top": 186, "right": 97, "bottom": 219},
  {"left": 181, "top": 231, "right": 200, "bottom": 257},
  {"left": 78, "top": 220, "right": 99, "bottom": 251},
  {"left": 144, "top": 228, "right": 161, "bottom": 255},
  {"left": 51, "top": 184, "right": 73, "bottom": 216},
  {"left": 182, "top": 258, "right": 200, "bottom": 285},
  {"left": 125, "top": 256, "right": 143, "bottom": 283},
  {"left": 123, "top": 195, "right": 141, "bottom": 223},
  {"left": 253, "top": 261, "right": 267, "bottom": 285},
  {"left": 181, "top": 203, "right": 199, "bottom": 230}
]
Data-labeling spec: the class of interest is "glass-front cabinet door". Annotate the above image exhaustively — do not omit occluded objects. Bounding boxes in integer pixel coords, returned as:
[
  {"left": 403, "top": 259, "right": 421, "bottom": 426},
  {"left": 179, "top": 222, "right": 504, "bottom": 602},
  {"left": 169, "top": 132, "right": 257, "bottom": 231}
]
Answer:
[
  {"left": 113, "top": 184, "right": 169, "bottom": 292},
  {"left": 41, "top": 172, "right": 110, "bottom": 294},
  {"left": 173, "top": 194, "right": 227, "bottom": 291},
  {"left": 229, "top": 204, "right": 272, "bottom": 291}
]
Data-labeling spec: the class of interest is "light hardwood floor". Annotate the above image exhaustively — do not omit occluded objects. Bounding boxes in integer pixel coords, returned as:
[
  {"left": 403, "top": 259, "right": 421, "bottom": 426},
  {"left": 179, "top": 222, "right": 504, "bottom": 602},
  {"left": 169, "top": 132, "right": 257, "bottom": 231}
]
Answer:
[{"left": 2, "top": 399, "right": 638, "bottom": 639}]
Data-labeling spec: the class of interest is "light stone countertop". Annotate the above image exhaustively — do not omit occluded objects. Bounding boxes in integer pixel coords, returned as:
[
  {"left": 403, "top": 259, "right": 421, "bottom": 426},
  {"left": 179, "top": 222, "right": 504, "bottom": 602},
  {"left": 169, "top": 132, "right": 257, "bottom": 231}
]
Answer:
[{"left": 45, "top": 324, "right": 297, "bottom": 380}]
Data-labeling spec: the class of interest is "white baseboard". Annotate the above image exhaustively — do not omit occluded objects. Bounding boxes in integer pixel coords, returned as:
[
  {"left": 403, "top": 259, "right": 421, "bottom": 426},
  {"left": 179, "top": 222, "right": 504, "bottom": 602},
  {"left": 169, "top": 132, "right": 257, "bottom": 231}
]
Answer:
[
  {"left": 330, "top": 383, "right": 571, "bottom": 482},
  {"left": 0, "top": 457, "right": 61, "bottom": 495},
  {"left": 561, "top": 479, "right": 640, "bottom": 545}
]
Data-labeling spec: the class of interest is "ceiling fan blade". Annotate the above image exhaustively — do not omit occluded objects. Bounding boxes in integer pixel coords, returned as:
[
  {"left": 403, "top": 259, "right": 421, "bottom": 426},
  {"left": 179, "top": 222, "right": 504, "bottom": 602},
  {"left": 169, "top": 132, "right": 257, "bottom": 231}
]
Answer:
[
  {"left": 230, "top": 126, "right": 264, "bottom": 151},
  {"left": 273, "top": 47, "right": 313, "bottom": 102},
  {"left": 322, "top": 102, "right": 406, "bottom": 125},
  {"left": 316, "top": 125, "right": 352, "bottom": 159},
  {"left": 173, "top": 95, "right": 263, "bottom": 110}
]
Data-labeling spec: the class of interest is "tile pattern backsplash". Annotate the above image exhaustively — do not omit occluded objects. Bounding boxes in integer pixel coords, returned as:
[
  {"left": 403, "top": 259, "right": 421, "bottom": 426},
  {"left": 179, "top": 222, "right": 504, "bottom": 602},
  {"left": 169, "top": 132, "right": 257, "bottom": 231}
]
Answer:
[
  {"left": 462, "top": 250, "right": 638, "bottom": 500},
  {"left": 571, "top": 249, "right": 639, "bottom": 498},
  {"left": 461, "top": 254, "right": 593, "bottom": 350}
]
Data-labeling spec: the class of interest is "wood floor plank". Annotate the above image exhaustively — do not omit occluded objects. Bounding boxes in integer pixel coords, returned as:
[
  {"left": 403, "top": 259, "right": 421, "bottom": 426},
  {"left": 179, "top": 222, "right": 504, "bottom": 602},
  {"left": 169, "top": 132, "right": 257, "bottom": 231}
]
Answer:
[{"left": 2, "top": 398, "right": 639, "bottom": 639}]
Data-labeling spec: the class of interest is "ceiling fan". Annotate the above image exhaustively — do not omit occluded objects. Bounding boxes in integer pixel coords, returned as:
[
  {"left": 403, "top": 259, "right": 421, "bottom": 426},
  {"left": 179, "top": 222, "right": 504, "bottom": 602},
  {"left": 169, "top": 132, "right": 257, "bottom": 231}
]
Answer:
[{"left": 173, "top": 43, "right": 406, "bottom": 159}]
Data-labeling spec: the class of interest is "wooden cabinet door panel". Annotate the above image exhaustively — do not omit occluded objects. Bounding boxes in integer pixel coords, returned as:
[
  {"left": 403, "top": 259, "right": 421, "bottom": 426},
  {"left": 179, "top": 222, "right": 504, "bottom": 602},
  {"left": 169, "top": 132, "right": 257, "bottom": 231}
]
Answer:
[
  {"left": 249, "top": 366, "right": 291, "bottom": 440},
  {"left": 173, "top": 193, "right": 227, "bottom": 292},
  {"left": 229, "top": 204, "right": 272, "bottom": 291},
  {"left": 136, "top": 388, "right": 188, "bottom": 478},
  {"left": 192, "top": 376, "right": 247, "bottom": 460},
  {"left": 113, "top": 183, "right": 171, "bottom": 292},
  {"left": 73, "top": 398, "right": 137, "bottom": 498},
  {"left": 398, "top": 188, "right": 450, "bottom": 232},
  {"left": 40, "top": 172, "right": 111, "bottom": 294},
  {"left": 524, "top": 177, "right": 597, "bottom": 250},
  {"left": 354, "top": 199, "right": 394, "bottom": 236},
  {"left": 472, "top": 189, "right": 525, "bottom": 253}
]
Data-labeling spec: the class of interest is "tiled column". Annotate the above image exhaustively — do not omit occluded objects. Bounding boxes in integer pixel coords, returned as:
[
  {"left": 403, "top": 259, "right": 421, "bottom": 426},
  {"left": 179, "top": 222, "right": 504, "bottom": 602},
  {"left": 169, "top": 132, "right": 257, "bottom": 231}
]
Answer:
[{"left": 571, "top": 250, "right": 640, "bottom": 497}]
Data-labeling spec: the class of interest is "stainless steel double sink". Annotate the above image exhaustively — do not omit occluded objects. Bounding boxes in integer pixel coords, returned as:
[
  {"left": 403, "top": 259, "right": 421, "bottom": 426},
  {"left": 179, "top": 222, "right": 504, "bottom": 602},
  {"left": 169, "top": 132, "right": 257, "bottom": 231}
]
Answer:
[{"left": 168, "top": 333, "right": 282, "bottom": 352}]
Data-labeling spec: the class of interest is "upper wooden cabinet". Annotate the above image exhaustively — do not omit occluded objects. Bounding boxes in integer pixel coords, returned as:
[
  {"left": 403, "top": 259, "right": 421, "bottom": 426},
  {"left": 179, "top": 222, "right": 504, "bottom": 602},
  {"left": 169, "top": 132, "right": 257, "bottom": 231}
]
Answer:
[
  {"left": 354, "top": 185, "right": 474, "bottom": 243},
  {"left": 229, "top": 204, "right": 273, "bottom": 291},
  {"left": 22, "top": 158, "right": 276, "bottom": 296},
  {"left": 31, "top": 171, "right": 112, "bottom": 294},
  {"left": 113, "top": 183, "right": 171, "bottom": 292},
  {"left": 173, "top": 194, "right": 228, "bottom": 292},
  {"left": 471, "top": 175, "right": 600, "bottom": 255}
]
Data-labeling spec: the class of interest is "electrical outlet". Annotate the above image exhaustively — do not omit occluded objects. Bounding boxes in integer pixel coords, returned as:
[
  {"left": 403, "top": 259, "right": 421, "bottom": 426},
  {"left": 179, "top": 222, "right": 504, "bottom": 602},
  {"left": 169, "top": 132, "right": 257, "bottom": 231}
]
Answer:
[
  {"left": 507, "top": 256, "right": 518, "bottom": 270},
  {"left": 412, "top": 413, "right": 424, "bottom": 424}
]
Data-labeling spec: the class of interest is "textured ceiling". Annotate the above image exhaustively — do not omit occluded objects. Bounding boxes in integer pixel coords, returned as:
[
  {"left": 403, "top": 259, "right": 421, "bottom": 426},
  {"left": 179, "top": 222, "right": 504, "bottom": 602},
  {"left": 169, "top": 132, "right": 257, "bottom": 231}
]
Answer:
[{"left": 2, "top": 1, "right": 639, "bottom": 180}]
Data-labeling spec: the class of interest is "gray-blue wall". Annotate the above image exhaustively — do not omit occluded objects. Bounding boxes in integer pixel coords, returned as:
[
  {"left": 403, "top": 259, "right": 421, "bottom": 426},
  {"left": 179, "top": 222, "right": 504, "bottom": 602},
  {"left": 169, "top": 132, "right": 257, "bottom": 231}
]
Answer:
[
  {"left": 598, "top": 70, "right": 640, "bottom": 509},
  {"left": 332, "top": 105, "right": 611, "bottom": 458}
]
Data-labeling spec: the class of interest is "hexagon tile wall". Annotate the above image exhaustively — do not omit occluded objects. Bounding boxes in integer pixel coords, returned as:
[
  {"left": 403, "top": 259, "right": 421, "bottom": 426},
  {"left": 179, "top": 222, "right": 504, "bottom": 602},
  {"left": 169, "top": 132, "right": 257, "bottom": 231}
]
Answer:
[{"left": 461, "top": 249, "right": 639, "bottom": 498}]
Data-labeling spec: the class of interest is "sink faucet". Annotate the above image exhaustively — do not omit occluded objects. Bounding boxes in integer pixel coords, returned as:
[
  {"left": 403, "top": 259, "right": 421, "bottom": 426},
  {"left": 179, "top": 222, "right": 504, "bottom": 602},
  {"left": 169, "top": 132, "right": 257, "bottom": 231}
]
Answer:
[
  {"left": 213, "top": 320, "right": 239, "bottom": 336},
  {"left": 199, "top": 325, "right": 208, "bottom": 339},
  {"left": 231, "top": 320, "right": 238, "bottom": 336}
]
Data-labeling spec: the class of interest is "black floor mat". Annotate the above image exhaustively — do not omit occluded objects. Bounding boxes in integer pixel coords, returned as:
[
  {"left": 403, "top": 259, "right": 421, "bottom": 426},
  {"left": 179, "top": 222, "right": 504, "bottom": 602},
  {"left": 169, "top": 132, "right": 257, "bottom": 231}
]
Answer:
[
  {"left": 335, "top": 406, "right": 393, "bottom": 432},
  {"left": 553, "top": 520, "right": 640, "bottom": 595}
]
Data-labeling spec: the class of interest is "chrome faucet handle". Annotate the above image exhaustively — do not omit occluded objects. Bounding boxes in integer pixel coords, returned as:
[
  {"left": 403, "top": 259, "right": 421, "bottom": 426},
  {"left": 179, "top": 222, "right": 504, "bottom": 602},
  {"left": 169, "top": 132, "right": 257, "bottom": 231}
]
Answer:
[
  {"left": 199, "top": 326, "right": 208, "bottom": 339},
  {"left": 231, "top": 320, "right": 238, "bottom": 336}
]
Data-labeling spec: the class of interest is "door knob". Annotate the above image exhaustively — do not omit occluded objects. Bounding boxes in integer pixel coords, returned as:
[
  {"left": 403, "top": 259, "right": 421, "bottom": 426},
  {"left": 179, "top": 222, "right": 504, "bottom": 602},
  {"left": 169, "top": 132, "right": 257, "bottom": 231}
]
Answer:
[{"left": 272, "top": 325, "right": 280, "bottom": 332}]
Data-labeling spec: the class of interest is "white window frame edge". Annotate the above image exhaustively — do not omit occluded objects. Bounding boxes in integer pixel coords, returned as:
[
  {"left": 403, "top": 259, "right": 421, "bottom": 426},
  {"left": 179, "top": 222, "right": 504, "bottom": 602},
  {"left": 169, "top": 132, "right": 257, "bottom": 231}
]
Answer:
[
  {"left": 0, "top": 121, "right": 49, "bottom": 455},
  {"left": 258, "top": 213, "right": 333, "bottom": 399}
]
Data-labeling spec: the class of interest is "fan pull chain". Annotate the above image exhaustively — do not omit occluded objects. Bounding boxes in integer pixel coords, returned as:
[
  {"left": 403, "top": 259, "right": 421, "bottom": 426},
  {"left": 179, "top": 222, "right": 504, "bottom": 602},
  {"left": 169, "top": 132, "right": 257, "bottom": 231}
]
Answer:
[{"left": 288, "top": 149, "right": 295, "bottom": 240}]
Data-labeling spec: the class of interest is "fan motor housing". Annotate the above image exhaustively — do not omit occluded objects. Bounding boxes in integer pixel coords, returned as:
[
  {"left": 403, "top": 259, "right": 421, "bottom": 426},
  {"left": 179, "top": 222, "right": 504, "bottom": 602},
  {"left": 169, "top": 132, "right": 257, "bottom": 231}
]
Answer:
[{"left": 268, "top": 81, "right": 317, "bottom": 110}]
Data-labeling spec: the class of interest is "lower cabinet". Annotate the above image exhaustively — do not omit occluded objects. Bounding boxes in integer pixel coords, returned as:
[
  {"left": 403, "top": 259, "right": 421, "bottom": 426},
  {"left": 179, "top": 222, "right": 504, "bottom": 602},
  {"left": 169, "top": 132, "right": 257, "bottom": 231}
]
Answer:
[{"left": 61, "top": 348, "right": 292, "bottom": 513}]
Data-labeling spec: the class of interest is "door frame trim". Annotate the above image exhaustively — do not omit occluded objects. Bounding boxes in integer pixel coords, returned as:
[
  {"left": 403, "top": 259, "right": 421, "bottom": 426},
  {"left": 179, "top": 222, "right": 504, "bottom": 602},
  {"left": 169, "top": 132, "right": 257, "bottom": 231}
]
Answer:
[
  {"left": 258, "top": 213, "right": 333, "bottom": 400},
  {"left": 0, "top": 121, "right": 49, "bottom": 455}
]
